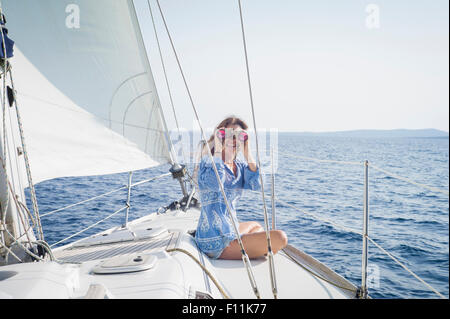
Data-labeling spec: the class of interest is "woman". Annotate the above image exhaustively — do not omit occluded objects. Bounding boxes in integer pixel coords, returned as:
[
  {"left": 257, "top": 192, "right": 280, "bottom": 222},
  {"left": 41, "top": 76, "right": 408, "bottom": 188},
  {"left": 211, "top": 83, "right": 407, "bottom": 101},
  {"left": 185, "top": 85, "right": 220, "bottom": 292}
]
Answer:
[{"left": 195, "top": 116, "right": 288, "bottom": 260}]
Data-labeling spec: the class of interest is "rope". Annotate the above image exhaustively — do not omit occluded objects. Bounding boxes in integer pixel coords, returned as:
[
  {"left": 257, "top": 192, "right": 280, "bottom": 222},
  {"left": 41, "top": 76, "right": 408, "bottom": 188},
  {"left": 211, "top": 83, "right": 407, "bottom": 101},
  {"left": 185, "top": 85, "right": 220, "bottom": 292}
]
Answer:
[
  {"left": 167, "top": 247, "right": 230, "bottom": 299},
  {"left": 0, "top": 6, "right": 11, "bottom": 235},
  {"left": 0, "top": 223, "right": 5, "bottom": 254},
  {"left": 8, "top": 180, "right": 35, "bottom": 249},
  {"left": 155, "top": 0, "right": 261, "bottom": 299},
  {"left": 237, "top": 0, "right": 277, "bottom": 299},
  {"left": 6, "top": 63, "right": 43, "bottom": 240},
  {"left": 5, "top": 78, "right": 23, "bottom": 216},
  {"left": 0, "top": 240, "right": 22, "bottom": 263},
  {"left": 2, "top": 225, "right": 44, "bottom": 262},
  {"left": 34, "top": 239, "right": 56, "bottom": 261},
  {"left": 370, "top": 164, "right": 449, "bottom": 196},
  {"left": 0, "top": 9, "right": 33, "bottom": 258},
  {"left": 3, "top": 181, "right": 52, "bottom": 263}
]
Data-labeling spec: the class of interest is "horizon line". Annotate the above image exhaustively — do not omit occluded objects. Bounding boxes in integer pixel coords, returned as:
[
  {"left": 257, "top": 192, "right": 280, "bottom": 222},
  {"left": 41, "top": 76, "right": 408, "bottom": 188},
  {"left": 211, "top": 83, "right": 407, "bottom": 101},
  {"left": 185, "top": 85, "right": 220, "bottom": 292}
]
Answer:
[{"left": 169, "top": 128, "right": 450, "bottom": 134}]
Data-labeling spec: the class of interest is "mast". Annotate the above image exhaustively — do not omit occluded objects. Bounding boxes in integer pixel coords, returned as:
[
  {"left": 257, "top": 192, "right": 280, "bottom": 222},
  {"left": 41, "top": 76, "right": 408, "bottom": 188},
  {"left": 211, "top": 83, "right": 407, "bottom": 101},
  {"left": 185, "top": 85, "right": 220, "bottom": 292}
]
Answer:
[{"left": 0, "top": 10, "right": 37, "bottom": 264}]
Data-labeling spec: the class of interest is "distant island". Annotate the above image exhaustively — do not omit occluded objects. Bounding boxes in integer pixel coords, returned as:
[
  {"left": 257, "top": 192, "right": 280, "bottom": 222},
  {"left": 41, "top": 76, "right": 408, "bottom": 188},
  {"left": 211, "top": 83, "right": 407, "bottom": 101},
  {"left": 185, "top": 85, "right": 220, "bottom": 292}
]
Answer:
[{"left": 282, "top": 129, "right": 449, "bottom": 138}]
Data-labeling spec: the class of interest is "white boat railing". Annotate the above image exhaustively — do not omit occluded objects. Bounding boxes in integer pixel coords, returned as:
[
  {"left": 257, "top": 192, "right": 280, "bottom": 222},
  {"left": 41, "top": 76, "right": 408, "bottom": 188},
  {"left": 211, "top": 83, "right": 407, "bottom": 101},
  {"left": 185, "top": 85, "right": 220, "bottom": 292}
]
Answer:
[{"left": 272, "top": 151, "right": 448, "bottom": 299}]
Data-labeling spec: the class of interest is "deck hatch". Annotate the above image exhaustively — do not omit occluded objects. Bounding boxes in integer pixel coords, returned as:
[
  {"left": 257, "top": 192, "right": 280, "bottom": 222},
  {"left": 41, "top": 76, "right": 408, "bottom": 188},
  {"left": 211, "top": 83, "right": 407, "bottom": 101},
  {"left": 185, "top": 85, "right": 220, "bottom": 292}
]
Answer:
[{"left": 92, "top": 253, "right": 158, "bottom": 274}]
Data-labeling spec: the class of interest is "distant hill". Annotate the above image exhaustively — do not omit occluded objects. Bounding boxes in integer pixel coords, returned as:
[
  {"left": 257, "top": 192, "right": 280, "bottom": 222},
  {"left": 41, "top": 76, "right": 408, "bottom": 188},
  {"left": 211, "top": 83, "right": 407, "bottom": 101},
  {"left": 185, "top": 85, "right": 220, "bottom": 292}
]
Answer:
[{"left": 284, "top": 129, "right": 449, "bottom": 138}]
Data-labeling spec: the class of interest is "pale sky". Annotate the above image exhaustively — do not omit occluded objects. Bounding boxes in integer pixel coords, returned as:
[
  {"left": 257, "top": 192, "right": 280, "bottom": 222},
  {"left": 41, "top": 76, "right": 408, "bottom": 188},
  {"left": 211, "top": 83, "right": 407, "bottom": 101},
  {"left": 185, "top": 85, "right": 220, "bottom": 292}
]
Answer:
[{"left": 135, "top": 0, "right": 449, "bottom": 133}]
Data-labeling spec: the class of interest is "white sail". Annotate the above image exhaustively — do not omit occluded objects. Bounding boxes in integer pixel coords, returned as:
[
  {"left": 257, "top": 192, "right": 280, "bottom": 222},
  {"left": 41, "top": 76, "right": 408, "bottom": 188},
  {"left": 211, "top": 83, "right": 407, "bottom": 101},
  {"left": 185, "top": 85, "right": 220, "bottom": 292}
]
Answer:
[{"left": 3, "top": 0, "right": 172, "bottom": 184}]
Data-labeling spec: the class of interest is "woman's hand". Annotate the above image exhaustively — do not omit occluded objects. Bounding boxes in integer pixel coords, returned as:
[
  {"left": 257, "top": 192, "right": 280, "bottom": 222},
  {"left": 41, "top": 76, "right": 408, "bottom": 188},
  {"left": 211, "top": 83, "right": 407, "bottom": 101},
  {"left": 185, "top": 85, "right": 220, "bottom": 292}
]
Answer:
[
  {"left": 240, "top": 134, "right": 257, "bottom": 172},
  {"left": 212, "top": 128, "right": 224, "bottom": 158},
  {"left": 202, "top": 128, "right": 223, "bottom": 158}
]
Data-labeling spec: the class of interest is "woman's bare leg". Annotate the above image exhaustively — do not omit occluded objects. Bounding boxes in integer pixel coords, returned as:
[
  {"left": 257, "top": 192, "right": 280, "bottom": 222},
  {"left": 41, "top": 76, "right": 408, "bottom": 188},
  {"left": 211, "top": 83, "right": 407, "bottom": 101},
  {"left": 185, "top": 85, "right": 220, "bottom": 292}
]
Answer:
[
  {"left": 239, "top": 221, "right": 264, "bottom": 235},
  {"left": 219, "top": 230, "right": 288, "bottom": 260}
]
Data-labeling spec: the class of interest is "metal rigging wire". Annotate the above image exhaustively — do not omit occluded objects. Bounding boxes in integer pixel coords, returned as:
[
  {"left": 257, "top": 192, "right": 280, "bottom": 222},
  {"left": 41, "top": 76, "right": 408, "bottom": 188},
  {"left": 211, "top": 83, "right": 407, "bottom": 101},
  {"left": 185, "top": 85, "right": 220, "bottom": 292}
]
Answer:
[
  {"left": 236, "top": 0, "right": 278, "bottom": 299},
  {"left": 154, "top": 0, "right": 261, "bottom": 299}
]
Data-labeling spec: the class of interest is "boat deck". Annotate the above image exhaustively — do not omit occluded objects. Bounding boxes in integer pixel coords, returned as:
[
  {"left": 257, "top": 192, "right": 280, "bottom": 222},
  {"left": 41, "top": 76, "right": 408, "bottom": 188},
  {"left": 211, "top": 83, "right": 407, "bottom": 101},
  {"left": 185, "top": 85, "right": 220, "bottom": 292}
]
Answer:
[{"left": 0, "top": 208, "right": 357, "bottom": 299}]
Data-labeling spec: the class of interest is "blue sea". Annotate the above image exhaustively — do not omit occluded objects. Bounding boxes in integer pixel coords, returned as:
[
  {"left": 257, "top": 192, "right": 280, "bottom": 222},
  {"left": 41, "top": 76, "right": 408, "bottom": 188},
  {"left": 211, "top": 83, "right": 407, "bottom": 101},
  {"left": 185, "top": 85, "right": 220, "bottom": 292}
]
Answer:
[{"left": 28, "top": 134, "right": 449, "bottom": 299}]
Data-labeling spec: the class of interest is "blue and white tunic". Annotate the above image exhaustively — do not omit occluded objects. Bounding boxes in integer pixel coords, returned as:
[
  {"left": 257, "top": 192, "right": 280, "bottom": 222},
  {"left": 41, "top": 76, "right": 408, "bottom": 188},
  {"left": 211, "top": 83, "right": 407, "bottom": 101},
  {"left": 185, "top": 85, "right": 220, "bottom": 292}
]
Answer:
[{"left": 195, "top": 155, "right": 261, "bottom": 258}]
